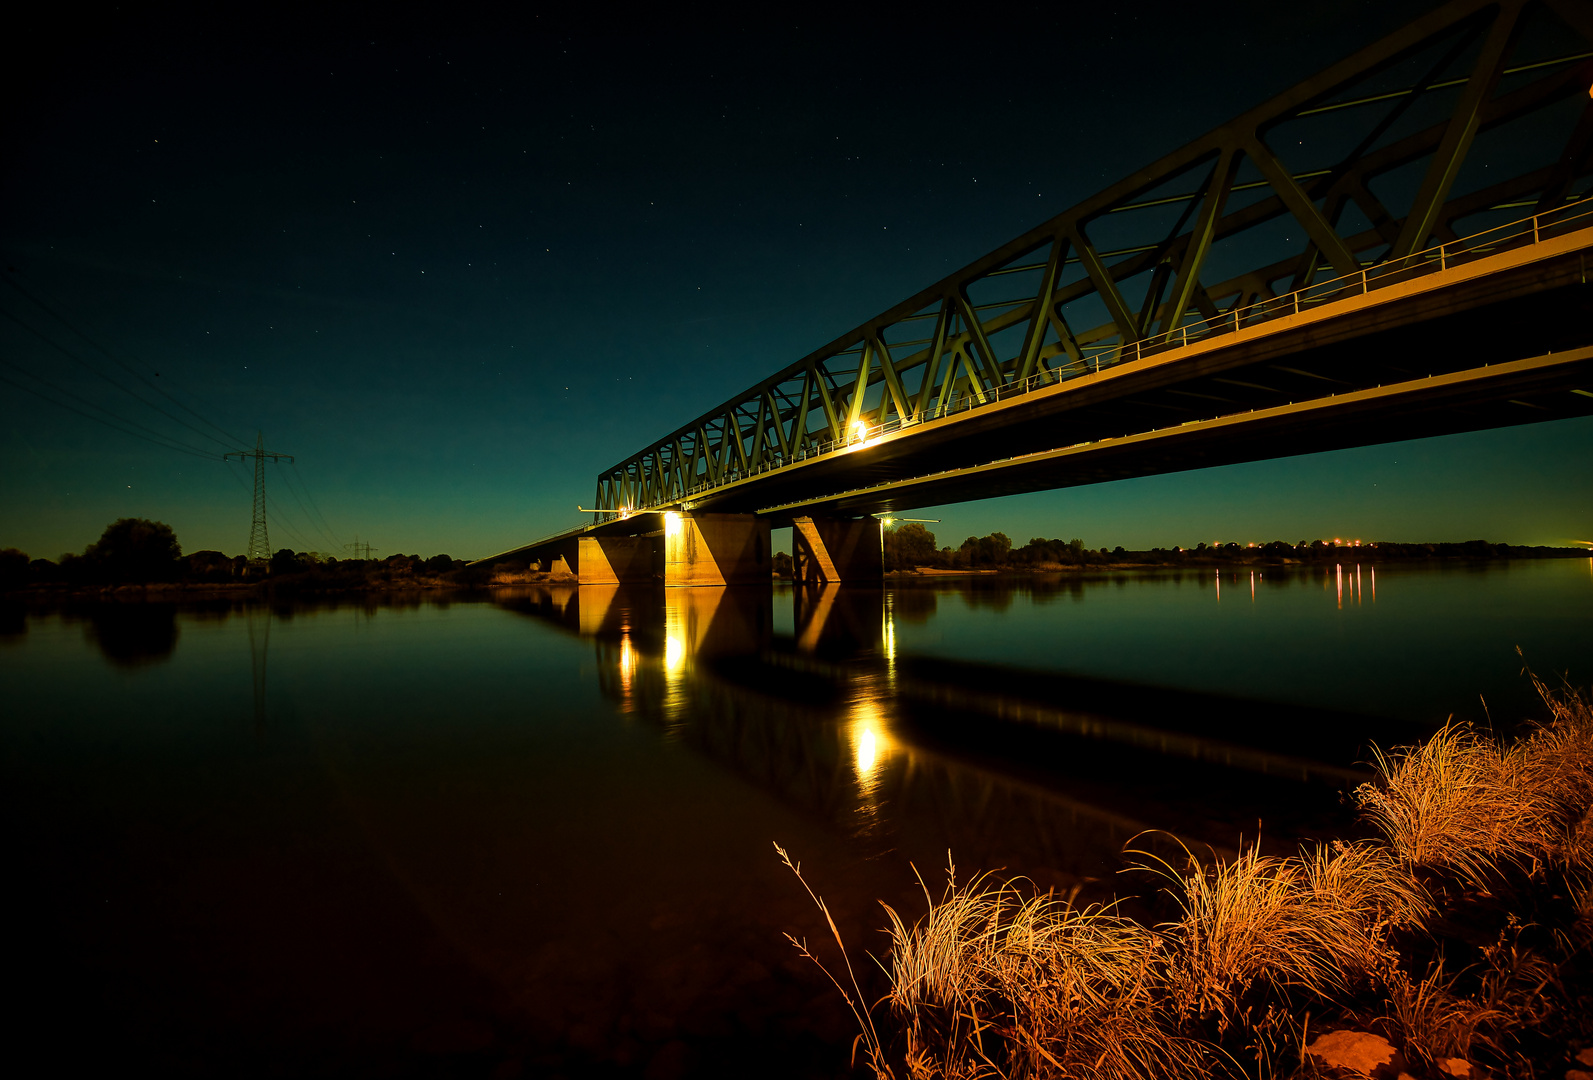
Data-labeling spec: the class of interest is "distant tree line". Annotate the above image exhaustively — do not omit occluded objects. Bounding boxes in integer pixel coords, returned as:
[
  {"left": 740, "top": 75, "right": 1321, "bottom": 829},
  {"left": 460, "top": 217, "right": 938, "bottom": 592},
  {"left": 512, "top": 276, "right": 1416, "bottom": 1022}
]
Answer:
[
  {"left": 884, "top": 523, "right": 1126, "bottom": 571},
  {"left": 1, "top": 518, "right": 487, "bottom": 592},
  {"left": 881, "top": 523, "right": 1583, "bottom": 573}
]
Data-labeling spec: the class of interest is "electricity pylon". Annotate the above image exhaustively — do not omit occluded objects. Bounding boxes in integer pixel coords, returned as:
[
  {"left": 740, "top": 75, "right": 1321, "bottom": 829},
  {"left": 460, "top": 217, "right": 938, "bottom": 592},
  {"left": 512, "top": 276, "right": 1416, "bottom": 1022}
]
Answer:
[{"left": 224, "top": 433, "right": 293, "bottom": 562}]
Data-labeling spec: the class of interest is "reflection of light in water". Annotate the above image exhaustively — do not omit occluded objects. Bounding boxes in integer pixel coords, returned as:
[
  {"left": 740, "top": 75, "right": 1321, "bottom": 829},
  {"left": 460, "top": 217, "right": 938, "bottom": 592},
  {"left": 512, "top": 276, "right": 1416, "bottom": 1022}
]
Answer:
[
  {"left": 1215, "top": 569, "right": 1220, "bottom": 602},
  {"left": 856, "top": 727, "right": 878, "bottom": 775},
  {"left": 618, "top": 634, "right": 636, "bottom": 704},
  {"left": 1336, "top": 564, "right": 1343, "bottom": 609},
  {"left": 660, "top": 602, "right": 691, "bottom": 734},
  {"left": 847, "top": 698, "right": 895, "bottom": 813},
  {"left": 1250, "top": 571, "right": 1255, "bottom": 603},
  {"left": 1356, "top": 565, "right": 1362, "bottom": 606},
  {"left": 1371, "top": 566, "right": 1377, "bottom": 602}
]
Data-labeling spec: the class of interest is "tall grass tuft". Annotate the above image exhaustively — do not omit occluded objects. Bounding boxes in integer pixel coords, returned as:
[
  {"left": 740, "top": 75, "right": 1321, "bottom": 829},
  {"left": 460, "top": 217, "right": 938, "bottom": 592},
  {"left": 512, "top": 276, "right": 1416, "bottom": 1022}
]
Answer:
[
  {"left": 880, "top": 856, "right": 1220, "bottom": 1080},
  {"left": 1356, "top": 673, "right": 1593, "bottom": 885},
  {"left": 1145, "top": 838, "right": 1428, "bottom": 1037}
]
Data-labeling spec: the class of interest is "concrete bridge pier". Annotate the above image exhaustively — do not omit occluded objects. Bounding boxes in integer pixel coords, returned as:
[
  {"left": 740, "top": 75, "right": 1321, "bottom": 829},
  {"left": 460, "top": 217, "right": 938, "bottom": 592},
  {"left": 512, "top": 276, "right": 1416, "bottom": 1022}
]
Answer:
[
  {"left": 570, "top": 513, "right": 770, "bottom": 586},
  {"left": 792, "top": 516, "right": 884, "bottom": 585},
  {"left": 663, "top": 512, "right": 770, "bottom": 587},
  {"left": 576, "top": 535, "right": 655, "bottom": 585}
]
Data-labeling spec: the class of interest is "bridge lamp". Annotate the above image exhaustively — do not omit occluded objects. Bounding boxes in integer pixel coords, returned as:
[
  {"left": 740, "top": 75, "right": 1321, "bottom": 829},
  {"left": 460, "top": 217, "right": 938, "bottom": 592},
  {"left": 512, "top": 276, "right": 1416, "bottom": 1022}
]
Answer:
[
  {"left": 850, "top": 419, "right": 867, "bottom": 442},
  {"left": 664, "top": 511, "right": 683, "bottom": 536}
]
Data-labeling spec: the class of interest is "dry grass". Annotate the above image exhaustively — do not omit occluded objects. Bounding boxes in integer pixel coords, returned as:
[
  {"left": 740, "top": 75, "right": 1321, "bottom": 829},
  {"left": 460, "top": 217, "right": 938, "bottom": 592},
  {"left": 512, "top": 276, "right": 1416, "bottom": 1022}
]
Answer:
[
  {"left": 1381, "top": 958, "right": 1508, "bottom": 1065},
  {"left": 881, "top": 857, "right": 1220, "bottom": 1080},
  {"left": 774, "top": 843, "right": 894, "bottom": 1079},
  {"left": 783, "top": 677, "right": 1593, "bottom": 1078},
  {"left": 1148, "top": 839, "right": 1428, "bottom": 1035},
  {"left": 1356, "top": 673, "right": 1593, "bottom": 885}
]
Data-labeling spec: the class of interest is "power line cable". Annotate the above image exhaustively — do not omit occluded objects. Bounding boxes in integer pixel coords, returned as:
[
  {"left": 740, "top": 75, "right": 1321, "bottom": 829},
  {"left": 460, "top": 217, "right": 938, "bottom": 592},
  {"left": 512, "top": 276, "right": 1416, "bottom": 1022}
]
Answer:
[
  {"left": 264, "top": 490, "right": 316, "bottom": 551},
  {"left": 273, "top": 460, "right": 340, "bottom": 549},
  {"left": 0, "top": 354, "right": 220, "bottom": 457},
  {"left": 0, "top": 364, "right": 220, "bottom": 460},
  {"left": 222, "top": 458, "right": 256, "bottom": 495},
  {"left": 0, "top": 273, "right": 248, "bottom": 448},
  {"left": 275, "top": 465, "right": 341, "bottom": 551},
  {"left": 0, "top": 305, "right": 244, "bottom": 452},
  {"left": 285, "top": 460, "right": 343, "bottom": 546}
]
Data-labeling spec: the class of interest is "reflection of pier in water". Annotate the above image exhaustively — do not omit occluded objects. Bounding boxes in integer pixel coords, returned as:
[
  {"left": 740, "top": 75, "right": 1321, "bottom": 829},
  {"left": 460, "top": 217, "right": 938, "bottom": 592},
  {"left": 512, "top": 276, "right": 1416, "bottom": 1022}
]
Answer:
[{"left": 498, "top": 582, "right": 1417, "bottom": 877}]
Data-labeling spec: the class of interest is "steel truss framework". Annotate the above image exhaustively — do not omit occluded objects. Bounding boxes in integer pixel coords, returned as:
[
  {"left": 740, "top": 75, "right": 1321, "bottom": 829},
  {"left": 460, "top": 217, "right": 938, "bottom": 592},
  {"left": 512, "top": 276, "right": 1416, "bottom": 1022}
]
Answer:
[{"left": 594, "top": 0, "right": 1593, "bottom": 518}]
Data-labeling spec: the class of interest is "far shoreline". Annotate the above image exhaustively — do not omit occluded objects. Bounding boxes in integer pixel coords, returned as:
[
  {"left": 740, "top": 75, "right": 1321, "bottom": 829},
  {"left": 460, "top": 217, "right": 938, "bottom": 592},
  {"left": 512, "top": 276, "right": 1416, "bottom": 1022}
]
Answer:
[{"left": 5, "top": 544, "right": 1586, "bottom": 603}]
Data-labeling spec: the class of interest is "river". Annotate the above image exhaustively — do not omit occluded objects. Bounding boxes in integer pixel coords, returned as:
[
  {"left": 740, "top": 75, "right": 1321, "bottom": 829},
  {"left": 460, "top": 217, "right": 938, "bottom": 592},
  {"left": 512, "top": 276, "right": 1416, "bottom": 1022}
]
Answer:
[{"left": 4, "top": 558, "right": 1590, "bottom": 1078}]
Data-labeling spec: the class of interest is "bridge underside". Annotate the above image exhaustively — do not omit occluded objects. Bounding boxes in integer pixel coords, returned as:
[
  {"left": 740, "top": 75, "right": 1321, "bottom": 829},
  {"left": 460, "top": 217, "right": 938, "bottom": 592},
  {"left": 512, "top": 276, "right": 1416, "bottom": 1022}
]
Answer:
[{"left": 763, "top": 344, "right": 1593, "bottom": 518}]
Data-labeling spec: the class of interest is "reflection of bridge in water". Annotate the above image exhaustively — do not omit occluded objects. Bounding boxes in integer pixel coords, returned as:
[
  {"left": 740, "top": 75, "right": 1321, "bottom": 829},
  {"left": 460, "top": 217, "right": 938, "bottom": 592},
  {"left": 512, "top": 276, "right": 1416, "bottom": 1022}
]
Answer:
[{"left": 498, "top": 582, "right": 1425, "bottom": 883}]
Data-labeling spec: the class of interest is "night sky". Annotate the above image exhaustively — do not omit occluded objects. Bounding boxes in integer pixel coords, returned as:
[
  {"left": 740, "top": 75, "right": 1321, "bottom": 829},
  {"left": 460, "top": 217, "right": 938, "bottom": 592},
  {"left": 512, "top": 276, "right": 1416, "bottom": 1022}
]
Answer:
[{"left": 4, "top": 3, "right": 1590, "bottom": 562}]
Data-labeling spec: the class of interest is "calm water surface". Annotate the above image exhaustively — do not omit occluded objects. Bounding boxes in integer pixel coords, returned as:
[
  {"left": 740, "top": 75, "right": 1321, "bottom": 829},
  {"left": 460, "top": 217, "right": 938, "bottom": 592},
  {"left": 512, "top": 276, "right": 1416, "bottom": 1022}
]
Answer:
[{"left": 4, "top": 559, "right": 1590, "bottom": 1077}]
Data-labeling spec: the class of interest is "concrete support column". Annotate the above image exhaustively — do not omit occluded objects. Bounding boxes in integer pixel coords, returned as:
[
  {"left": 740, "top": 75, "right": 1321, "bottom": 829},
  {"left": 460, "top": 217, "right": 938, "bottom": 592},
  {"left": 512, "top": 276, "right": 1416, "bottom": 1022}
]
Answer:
[
  {"left": 791, "top": 516, "right": 883, "bottom": 584},
  {"left": 663, "top": 512, "right": 771, "bottom": 587},
  {"left": 576, "top": 535, "right": 656, "bottom": 585}
]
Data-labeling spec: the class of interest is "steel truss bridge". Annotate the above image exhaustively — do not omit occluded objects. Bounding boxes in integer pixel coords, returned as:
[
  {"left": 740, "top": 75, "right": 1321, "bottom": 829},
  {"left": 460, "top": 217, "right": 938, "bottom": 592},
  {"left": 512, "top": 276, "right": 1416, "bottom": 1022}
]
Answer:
[{"left": 569, "top": 0, "right": 1593, "bottom": 534}]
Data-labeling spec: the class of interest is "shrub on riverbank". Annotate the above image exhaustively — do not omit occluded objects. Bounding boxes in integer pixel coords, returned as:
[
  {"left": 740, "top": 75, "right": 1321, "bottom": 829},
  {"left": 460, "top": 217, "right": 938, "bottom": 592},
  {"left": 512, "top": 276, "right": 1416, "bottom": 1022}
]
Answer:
[{"left": 787, "top": 677, "right": 1593, "bottom": 1078}]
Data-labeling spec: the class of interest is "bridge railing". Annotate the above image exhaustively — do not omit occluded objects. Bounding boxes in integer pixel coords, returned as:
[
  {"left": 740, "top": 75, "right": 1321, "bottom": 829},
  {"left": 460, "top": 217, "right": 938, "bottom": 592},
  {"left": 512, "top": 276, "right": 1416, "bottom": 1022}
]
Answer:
[
  {"left": 627, "top": 197, "right": 1593, "bottom": 516},
  {"left": 1081, "top": 195, "right": 1593, "bottom": 373}
]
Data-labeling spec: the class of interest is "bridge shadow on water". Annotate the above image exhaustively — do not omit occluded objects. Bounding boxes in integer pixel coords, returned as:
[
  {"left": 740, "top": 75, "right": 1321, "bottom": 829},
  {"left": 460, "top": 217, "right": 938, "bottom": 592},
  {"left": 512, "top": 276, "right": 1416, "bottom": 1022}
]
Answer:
[{"left": 496, "top": 581, "right": 1427, "bottom": 890}]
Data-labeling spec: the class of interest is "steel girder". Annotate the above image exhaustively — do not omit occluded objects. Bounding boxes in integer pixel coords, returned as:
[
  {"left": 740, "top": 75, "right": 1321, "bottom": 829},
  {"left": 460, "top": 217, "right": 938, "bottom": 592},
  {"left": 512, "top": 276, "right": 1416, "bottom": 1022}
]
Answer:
[{"left": 595, "top": 0, "right": 1593, "bottom": 517}]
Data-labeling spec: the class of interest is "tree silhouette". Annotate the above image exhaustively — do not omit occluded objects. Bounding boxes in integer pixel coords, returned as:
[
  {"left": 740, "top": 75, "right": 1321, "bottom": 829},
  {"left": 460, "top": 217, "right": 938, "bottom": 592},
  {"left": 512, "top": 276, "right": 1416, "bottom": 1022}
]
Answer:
[
  {"left": 884, "top": 522, "right": 938, "bottom": 570},
  {"left": 84, "top": 519, "right": 181, "bottom": 583}
]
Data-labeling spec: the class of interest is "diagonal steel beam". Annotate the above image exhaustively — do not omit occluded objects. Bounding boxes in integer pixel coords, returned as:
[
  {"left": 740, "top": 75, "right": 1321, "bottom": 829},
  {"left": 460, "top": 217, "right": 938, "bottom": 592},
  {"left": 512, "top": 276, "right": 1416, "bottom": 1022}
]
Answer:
[{"left": 1392, "top": 5, "right": 1523, "bottom": 257}]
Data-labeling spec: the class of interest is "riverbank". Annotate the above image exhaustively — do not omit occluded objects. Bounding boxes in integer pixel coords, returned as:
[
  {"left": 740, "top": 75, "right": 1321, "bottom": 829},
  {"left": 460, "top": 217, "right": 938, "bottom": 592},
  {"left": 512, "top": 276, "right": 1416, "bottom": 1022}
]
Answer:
[{"left": 797, "top": 676, "right": 1593, "bottom": 1079}]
